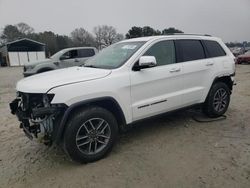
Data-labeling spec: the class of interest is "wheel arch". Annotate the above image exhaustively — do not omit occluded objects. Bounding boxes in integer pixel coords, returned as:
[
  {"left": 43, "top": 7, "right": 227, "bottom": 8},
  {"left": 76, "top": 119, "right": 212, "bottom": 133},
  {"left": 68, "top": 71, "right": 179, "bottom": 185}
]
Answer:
[
  {"left": 212, "top": 75, "right": 234, "bottom": 92},
  {"left": 37, "top": 67, "right": 54, "bottom": 73},
  {"left": 202, "top": 74, "right": 234, "bottom": 104},
  {"left": 55, "top": 97, "right": 127, "bottom": 144}
]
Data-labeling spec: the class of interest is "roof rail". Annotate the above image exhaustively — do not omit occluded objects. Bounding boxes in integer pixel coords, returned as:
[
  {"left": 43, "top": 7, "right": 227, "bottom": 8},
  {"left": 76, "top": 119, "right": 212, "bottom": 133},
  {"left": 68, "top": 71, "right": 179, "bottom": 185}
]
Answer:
[{"left": 166, "top": 33, "right": 212, "bottom": 37}]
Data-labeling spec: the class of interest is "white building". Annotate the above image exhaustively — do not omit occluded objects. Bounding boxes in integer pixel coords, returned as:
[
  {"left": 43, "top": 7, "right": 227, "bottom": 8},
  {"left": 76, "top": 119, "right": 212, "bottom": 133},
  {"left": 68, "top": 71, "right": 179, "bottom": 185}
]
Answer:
[{"left": 0, "top": 38, "right": 46, "bottom": 66}]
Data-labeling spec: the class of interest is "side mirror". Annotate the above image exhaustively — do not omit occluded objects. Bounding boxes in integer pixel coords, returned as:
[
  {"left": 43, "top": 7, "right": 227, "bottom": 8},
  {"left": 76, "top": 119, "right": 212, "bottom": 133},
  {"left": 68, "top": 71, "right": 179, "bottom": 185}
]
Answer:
[
  {"left": 139, "top": 56, "right": 157, "bottom": 67},
  {"left": 133, "top": 56, "right": 157, "bottom": 71}
]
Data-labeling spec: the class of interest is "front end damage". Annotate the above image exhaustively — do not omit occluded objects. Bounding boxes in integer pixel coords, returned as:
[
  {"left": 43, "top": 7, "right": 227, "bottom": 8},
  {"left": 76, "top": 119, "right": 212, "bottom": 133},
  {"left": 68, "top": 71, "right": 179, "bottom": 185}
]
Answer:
[{"left": 9, "top": 92, "right": 66, "bottom": 145}]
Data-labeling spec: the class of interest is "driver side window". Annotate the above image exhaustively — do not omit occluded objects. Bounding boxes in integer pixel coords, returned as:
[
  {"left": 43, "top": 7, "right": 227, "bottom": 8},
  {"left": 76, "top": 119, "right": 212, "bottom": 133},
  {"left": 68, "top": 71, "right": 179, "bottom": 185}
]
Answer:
[
  {"left": 143, "top": 40, "right": 176, "bottom": 66},
  {"left": 61, "top": 50, "right": 78, "bottom": 60}
]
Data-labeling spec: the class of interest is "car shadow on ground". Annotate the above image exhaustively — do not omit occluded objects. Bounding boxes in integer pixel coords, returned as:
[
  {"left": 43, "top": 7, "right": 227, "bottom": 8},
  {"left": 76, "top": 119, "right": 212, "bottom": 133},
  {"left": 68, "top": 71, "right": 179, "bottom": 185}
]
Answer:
[{"left": 29, "top": 107, "right": 211, "bottom": 165}]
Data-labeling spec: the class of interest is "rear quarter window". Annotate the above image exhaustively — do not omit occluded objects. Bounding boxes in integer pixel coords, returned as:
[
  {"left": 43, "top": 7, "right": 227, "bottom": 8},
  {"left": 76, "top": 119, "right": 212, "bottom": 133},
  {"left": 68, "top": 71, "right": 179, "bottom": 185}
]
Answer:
[
  {"left": 175, "top": 40, "right": 205, "bottom": 62},
  {"left": 203, "top": 40, "right": 226, "bottom": 58}
]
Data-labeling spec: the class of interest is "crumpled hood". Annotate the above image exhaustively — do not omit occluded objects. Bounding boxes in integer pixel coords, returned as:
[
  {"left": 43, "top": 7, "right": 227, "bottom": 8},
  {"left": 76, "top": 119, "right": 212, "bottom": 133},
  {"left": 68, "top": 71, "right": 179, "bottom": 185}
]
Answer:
[
  {"left": 16, "top": 67, "right": 111, "bottom": 93},
  {"left": 24, "top": 59, "right": 52, "bottom": 67}
]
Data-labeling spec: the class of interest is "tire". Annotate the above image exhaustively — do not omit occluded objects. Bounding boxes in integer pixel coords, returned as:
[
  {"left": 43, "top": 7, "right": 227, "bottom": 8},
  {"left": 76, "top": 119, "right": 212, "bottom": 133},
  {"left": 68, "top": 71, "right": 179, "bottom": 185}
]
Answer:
[
  {"left": 63, "top": 106, "right": 118, "bottom": 163},
  {"left": 202, "top": 82, "right": 230, "bottom": 118}
]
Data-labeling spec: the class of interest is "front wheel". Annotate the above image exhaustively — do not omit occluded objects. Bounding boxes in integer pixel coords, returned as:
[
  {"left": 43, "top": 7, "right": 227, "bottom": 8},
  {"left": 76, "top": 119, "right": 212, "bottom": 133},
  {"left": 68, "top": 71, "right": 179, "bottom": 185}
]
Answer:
[
  {"left": 63, "top": 106, "right": 118, "bottom": 163},
  {"left": 203, "top": 82, "right": 230, "bottom": 118}
]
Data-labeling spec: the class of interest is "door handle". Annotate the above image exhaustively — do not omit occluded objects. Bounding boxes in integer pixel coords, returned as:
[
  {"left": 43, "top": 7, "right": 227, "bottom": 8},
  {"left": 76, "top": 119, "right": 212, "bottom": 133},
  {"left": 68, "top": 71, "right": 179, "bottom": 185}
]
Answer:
[
  {"left": 169, "top": 68, "right": 181, "bottom": 73},
  {"left": 206, "top": 62, "right": 214, "bottom": 66}
]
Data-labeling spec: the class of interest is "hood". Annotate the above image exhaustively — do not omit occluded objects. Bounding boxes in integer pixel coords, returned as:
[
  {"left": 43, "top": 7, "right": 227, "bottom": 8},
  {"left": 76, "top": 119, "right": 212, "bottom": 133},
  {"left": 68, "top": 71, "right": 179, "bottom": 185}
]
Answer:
[
  {"left": 16, "top": 67, "right": 112, "bottom": 93},
  {"left": 24, "top": 59, "right": 52, "bottom": 67}
]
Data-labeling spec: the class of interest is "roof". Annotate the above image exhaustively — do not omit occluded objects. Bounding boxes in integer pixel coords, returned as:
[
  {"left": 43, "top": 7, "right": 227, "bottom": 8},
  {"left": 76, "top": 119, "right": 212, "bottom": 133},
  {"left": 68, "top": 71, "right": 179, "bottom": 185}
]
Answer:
[
  {"left": 121, "top": 34, "right": 217, "bottom": 43},
  {"left": 1, "top": 38, "right": 46, "bottom": 52},
  {"left": 6, "top": 38, "right": 45, "bottom": 46}
]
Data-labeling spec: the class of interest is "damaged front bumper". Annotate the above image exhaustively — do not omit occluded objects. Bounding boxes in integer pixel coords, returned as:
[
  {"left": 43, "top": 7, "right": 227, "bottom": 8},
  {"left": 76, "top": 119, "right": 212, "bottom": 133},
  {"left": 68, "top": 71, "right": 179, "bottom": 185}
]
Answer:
[{"left": 9, "top": 94, "right": 66, "bottom": 145}]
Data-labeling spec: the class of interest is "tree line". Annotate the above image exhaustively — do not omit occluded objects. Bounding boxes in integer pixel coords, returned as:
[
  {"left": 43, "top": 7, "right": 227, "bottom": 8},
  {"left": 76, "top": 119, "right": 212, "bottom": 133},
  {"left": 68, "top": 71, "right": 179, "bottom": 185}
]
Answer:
[
  {"left": 0, "top": 23, "right": 184, "bottom": 56},
  {"left": 0, "top": 23, "right": 125, "bottom": 56},
  {"left": 225, "top": 42, "right": 250, "bottom": 48}
]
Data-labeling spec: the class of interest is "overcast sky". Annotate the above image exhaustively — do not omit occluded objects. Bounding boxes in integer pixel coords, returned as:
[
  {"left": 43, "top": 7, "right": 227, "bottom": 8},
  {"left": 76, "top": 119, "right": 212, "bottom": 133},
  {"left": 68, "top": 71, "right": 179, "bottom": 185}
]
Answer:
[{"left": 0, "top": 0, "right": 249, "bottom": 42}]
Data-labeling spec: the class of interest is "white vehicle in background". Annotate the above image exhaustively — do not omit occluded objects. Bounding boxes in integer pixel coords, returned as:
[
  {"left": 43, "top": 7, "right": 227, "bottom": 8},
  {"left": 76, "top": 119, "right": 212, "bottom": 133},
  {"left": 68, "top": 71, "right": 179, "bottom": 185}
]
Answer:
[
  {"left": 23, "top": 47, "right": 97, "bottom": 76},
  {"left": 10, "top": 34, "right": 235, "bottom": 163}
]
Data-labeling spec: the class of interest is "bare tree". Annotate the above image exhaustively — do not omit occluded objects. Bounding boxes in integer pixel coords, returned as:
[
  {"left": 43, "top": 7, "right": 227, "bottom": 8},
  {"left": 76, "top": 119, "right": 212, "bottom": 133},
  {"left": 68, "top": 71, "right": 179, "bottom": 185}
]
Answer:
[
  {"left": 93, "top": 26, "right": 103, "bottom": 50},
  {"left": 93, "top": 25, "right": 123, "bottom": 50},
  {"left": 16, "top": 22, "right": 34, "bottom": 35},
  {"left": 115, "top": 33, "right": 124, "bottom": 42},
  {"left": 71, "top": 28, "right": 95, "bottom": 47}
]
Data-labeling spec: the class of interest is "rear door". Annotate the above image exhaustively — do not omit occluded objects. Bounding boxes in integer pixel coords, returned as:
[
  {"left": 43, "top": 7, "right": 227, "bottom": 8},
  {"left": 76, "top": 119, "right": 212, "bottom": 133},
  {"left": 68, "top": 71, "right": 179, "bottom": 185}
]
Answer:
[
  {"left": 130, "top": 40, "right": 183, "bottom": 121},
  {"left": 175, "top": 39, "right": 214, "bottom": 106}
]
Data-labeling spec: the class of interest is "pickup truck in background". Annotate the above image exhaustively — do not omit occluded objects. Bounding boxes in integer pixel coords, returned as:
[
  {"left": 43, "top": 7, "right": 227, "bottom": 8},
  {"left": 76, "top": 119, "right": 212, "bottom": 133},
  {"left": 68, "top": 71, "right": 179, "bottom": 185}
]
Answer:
[{"left": 23, "top": 47, "right": 97, "bottom": 77}]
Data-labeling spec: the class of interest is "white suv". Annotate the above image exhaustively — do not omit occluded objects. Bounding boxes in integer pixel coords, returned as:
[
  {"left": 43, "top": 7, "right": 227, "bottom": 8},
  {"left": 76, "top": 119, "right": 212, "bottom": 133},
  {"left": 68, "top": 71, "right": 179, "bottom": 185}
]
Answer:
[{"left": 10, "top": 35, "right": 235, "bottom": 163}]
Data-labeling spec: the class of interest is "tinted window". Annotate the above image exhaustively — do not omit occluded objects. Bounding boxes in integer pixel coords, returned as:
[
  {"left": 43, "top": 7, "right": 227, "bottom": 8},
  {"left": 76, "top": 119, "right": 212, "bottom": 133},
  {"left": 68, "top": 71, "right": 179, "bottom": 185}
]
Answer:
[
  {"left": 61, "top": 50, "right": 78, "bottom": 59},
  {"left": 143, "top": 40, "right": 175, "bottom": 66},
  {"left": 175, "top": 40, "right": 205, "bottom": 62},
  {"left": 203, "top": 40, "right": 226, "bottom": 58},
  {"left": 78, "top": 49, "right": 95, "bottom": 58}
]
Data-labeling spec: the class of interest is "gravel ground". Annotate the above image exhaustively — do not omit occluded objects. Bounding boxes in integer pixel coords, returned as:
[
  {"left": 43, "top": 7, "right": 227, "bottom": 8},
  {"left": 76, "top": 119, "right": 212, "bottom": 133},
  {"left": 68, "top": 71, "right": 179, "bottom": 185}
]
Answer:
[{"left": 0, "top": 65, "right": 250, "bottom": 188}]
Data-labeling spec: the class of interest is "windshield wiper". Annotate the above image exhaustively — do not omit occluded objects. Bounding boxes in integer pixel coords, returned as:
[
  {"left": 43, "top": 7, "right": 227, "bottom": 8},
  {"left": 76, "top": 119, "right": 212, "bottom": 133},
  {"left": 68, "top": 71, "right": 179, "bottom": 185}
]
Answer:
[{"left": 83, "top": 64, "right": 99, "bottom": 68}]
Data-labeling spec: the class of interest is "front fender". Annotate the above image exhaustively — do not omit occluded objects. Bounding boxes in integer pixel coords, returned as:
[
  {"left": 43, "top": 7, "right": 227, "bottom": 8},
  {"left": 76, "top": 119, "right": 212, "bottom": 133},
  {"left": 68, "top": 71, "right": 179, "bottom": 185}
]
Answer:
[
  {"left": 35, "top": 62, "right": 57, "bottom": 72},
  {"left": 54, "top": 96, "right": 127, "bottom": 144}
]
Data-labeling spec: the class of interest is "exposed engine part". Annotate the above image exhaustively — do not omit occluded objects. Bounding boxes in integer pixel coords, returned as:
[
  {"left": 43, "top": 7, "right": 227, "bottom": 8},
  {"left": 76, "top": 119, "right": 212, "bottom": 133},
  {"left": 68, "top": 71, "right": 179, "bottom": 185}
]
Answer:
[
  {"left": 35, "top": 115, "right": 54, "bottom": 145},
  {"left": 10, "top": 92, "right": 64, "bottom": 145}
]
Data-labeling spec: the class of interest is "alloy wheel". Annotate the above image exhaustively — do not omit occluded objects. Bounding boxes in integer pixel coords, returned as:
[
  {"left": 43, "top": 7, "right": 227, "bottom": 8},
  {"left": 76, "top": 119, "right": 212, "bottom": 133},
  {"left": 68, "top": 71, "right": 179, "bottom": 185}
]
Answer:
[
  {"left": 213, "top": 88, "right": 228, "bottom": 112},
  {"left": 76, "top": 118, "right": 111, "bottom": 155}
]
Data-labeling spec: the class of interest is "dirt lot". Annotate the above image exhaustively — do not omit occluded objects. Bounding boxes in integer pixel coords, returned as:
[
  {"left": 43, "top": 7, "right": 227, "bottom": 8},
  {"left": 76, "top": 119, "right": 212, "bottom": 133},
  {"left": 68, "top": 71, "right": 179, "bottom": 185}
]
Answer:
[{"left": 0, "top": 65, "right": 250, "bottom": 188}]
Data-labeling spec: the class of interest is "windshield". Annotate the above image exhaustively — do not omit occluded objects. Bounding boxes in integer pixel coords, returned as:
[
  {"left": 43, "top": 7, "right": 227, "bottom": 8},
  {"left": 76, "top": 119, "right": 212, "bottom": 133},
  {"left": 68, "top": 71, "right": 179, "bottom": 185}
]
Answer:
[
  {"left": 50, "top": 50, "right": 64, "bottom": 59},
  {"left": 83, "top": 41, "right": 145, "bottom": 69}
]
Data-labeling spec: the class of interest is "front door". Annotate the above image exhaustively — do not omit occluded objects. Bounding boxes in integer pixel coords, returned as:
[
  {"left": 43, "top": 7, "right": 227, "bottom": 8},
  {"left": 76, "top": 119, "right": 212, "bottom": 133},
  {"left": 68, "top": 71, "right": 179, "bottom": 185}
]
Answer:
[
  {"left": 130, "top": 40, "right": 183, "bottom": 121},
  {"left": 59, "top": 49, "right": 79, "bottom": 68}
]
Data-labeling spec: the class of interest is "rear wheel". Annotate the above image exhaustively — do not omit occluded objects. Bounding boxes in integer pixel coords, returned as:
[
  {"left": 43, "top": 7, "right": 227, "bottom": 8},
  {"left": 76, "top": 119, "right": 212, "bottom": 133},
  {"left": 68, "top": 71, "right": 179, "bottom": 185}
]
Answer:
[
  {"left": 63, "top": 106, "right": 118, "bottom": 163},
  {"left": 203, "top": 82, "right": 230, "bottom": 118}
]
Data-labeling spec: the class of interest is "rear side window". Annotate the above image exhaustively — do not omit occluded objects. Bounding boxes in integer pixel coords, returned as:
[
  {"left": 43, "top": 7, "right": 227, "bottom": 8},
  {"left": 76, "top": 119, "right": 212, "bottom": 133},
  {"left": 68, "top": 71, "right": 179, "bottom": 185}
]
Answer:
[
  {"left": 175, "top": 40, "right": 205, "bottom": 62},
  {"left": 203, "top": 40, "right": 226, "bottom": 58},
  {"left": 143, "top": 40, "right": 176, "bottom": 66},
  {"left": 78, "top": 49, "right": 95, "bottom": 58}
]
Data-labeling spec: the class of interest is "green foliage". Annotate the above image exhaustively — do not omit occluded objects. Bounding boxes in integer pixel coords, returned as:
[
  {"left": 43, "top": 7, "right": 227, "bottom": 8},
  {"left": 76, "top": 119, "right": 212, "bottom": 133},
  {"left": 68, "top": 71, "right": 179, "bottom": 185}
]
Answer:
[
  {"left": 0, "top": 25, "right": 23, "bottom": 42},
  {"left": 25, "top": 31, "right": 73, "bottom": 56},
  {"left": 0, "top": 23, "right": 124, "bottom": 55},
  {"left": 126, "top": 26, "right": 184, "bottom": 39},
  {"left": 0, "top": 23, "right": 77, "bottom": 56},
  {"left": 162, "top": 27, "right": 183, "bottom": 35},
  {"left": 125, "top": 26, "right": 143, "bottom": 39}
]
